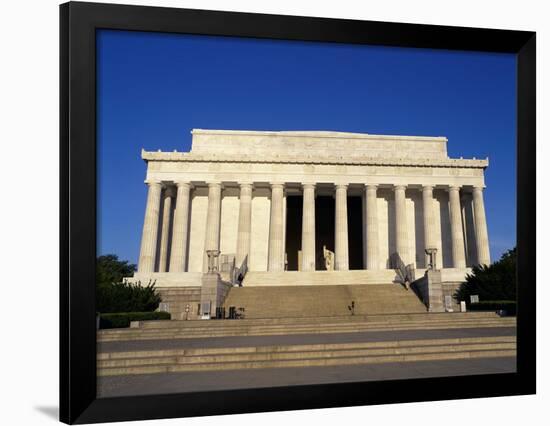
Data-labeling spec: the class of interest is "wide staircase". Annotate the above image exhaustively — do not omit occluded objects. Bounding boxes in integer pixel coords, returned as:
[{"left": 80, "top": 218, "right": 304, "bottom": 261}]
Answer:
[
  {"left": 97, "top": 311, "right": 515, "bottom": 377},
  {"left": 98, "top": 312, "right": 515, "bottom": 342},
  {"left": 222, "top": 284, "right": 427, "bottom": 318},
  {"left": 98, "top": 334, "right": 515, "bottom": 377},
  {"left": 97, "top": 272, "right": 517, "bottom": 379}
]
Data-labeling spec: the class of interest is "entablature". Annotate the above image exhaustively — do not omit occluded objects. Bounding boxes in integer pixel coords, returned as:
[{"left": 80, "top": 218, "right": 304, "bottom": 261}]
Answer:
[{"left": 142, "top": 149, "right": 488, "bottom": 169}]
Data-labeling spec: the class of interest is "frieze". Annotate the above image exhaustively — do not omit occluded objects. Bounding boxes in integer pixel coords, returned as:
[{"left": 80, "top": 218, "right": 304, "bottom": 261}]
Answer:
[{"left": 149, "top": 161, "right": 486, "bottom": 181}]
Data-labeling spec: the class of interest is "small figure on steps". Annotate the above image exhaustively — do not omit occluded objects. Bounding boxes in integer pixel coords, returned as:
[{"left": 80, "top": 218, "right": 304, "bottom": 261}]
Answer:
[{"left": 347, "top": 300, "right": 355, "bottom": 316}]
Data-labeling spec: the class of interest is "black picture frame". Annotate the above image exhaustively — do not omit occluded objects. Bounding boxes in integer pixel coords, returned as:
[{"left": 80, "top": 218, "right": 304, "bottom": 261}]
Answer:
[{"left": 60, "top": 1, "right": 536, "bottom": 424}]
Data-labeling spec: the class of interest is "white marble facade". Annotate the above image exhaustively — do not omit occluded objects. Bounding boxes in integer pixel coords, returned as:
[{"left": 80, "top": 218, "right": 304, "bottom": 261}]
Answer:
[{"left": 133, "top": 130, "right": 491, "bottom": 287}]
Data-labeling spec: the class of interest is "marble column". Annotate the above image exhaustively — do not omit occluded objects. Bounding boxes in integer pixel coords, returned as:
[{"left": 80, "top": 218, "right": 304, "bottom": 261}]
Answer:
[
  {"left": 268, "top": 183, "right": 285, "bottom": 271},
  {"left": 422, "top": 185, "right": 437, "bottom": 267},
  {"left": 472, "top": 186, "right": 491, "bottom": 265},
  {"left": 448, "top": 186, "right": 466, "bottom": 268},
  {"left": 157, "top": 187, "right": 174, "bottom": 272},
  {"left": 365, "top": 185, "right": 379, "bottom": 270},
  {"left": 301, "top": 183, "right": 316, "bottom": 271},
  {"left": 236, "top": 183, "right": 253, "bottom": 268},
  {"left": 334, "top": 184, "right": 349, "bottom": 271},
  {"left": 394, "top": 185, "right": 409, "bottom": 266},
  {"left": 138, "top": 180, "right": 162, "bottom": 273},
  {"left": 203, "top": 182, "right": 222, "bottom": 272},
  {"left": 169, "top": 182, "right": 191, "bottom": 272}
]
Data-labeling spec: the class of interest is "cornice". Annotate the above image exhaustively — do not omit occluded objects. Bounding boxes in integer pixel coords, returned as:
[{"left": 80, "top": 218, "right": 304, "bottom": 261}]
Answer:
[{"left": 141, "top": 149, "right": 489, "bottom": 169}]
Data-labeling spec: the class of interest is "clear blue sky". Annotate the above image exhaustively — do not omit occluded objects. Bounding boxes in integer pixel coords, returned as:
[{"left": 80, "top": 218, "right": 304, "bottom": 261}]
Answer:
[{"left": 97, "top": 29, "right": 516, "bottom": 266}]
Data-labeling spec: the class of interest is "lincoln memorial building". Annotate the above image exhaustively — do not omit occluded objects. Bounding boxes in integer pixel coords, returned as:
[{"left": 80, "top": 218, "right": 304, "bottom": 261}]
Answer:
[{"left": 131, "top": 129, "right": 490, "bottom": 303}]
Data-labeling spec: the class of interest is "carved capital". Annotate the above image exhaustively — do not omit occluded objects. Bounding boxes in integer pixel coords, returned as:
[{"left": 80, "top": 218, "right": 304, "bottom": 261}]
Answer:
[
  {"left": 270, "top": 183, "right": 285, "bottom": 190},
  {"left": 174, "top": 181, "right": 192, "bottom": 190},
  {"left": 144, "top": 179, "right": 162, "bottom": 187},
  {"left": 206, "top": 182, "right": 222, "bottom": 190},
  {"left": 163, "top": 186, "right": 176, "bottom": 198}
]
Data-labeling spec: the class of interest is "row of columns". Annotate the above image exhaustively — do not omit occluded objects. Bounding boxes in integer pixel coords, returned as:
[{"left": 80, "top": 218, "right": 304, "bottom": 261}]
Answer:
[{"left": 138, "top": 181, "right": 491, "bottom": 273}]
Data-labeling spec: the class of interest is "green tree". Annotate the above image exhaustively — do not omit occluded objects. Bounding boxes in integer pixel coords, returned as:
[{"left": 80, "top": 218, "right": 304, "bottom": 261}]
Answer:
[
  {"left": 97, "top": 254, "right": 136, "bottom": 286},
  {"left": 455, "top": 247, "right": 516, "bottom": 302},
  {"left": 97, "top": 280, "right": 161, "bottom": 313},
  {"left": 96, "top": 254, "right": 161, "bottom": 313}
]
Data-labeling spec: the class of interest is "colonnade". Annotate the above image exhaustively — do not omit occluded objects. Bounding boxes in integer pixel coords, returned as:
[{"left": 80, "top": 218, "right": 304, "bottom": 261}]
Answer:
[{"left": 137, "top": 181, "right": 491, "bottom": 273}]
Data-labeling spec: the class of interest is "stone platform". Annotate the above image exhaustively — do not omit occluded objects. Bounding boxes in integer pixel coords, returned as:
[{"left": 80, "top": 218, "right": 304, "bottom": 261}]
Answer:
[
  {"left": 242, "top": 270, "right": 401, "bottom": 286},
  {"left": 128, "top": 269, "right": 472, "bottom": 288}
]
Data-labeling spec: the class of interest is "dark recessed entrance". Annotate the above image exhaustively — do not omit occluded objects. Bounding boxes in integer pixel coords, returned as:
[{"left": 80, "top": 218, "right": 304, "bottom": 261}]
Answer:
[
  {"left": 285, "top": 194, "right": 364, "bottom": 271},
  {"left": 347, "top": 196, "right": 364, "bottom": 270},
  {"left": 315, "top": 196, "right": 335, "bottom": 270},
  {"left": 285, "top": 196, "right": 302, "bottom": 271}
]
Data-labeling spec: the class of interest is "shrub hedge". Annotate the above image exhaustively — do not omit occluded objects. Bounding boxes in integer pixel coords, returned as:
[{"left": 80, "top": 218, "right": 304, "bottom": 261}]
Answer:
[
  {"left": 99, "top": 311, "right": 171, "bottom": 329},
  {"left": 468, "top": 301, "right": 516, "bottom": 316},
  {"left": 455, "top": 248, "right": 516, "bottom": 303},
  {"left": 97, "top": 279, "right": 161, "bottom": 313}
]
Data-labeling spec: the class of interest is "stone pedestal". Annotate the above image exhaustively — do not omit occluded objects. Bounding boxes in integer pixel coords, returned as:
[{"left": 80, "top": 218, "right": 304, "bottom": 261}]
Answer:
[
  {"left": 412, "top": 270, "right": 445, "bottom": 312},
  {"left": 200, "top": 273, "right": 232, "bottom": 319}
]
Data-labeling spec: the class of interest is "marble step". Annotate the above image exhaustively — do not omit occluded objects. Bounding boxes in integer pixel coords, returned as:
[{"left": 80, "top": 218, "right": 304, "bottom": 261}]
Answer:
[
  {"left": 100, "top": 316, "right": 515, "bottom": 336},
  {"left": 97, "top": 336, "right": 516, "bottom": 376},
  {"left": 98, "top": 319, "right": 515, "bottom": 342},
  {"left": 137, "top": 311, "right": 502, "bottom": 328},
  {"left": 99, "top": 315, "right": 513, "bottom": 333}
]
